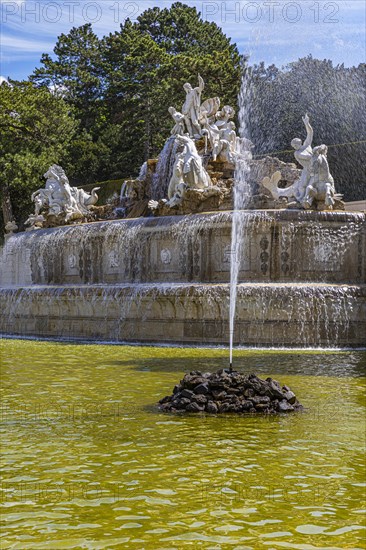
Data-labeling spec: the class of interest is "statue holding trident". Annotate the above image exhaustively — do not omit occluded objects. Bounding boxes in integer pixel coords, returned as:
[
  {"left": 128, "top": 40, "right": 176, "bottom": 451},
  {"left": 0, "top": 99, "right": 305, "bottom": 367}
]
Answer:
[{"left": 182, "top": 74, "right": 205, "bottom": 138}]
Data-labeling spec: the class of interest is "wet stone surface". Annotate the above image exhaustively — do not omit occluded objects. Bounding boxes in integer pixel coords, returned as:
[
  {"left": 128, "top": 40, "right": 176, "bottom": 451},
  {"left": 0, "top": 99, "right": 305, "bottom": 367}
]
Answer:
[{"left": 159, "top": 370, "right": 304, "bottom": 414}]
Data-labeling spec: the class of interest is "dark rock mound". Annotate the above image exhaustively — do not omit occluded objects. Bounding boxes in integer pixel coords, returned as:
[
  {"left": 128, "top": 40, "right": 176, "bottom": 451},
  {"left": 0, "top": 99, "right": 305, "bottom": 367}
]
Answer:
[{"left": 158, "top": 370, "right": 303, "bottom": 414}]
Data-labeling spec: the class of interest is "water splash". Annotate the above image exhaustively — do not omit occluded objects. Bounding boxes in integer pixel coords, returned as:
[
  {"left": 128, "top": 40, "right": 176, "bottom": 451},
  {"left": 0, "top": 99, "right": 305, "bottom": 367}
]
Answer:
[
  {"left": 0, "top": 210, "right": 364, "bottom": 347},
  {"left": 229, "top": 67, "right": 254, "bottom": 368},
  {"left": 0, "top": 282, "right": 362, "bottom": 348},
  {"left": 151, "top": 136, "right": 180, "bottom": 200}
]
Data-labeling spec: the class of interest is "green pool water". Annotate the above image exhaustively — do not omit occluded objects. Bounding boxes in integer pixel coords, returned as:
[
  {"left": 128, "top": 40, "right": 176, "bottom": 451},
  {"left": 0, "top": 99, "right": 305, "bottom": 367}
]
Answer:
[{"left": 0, "top": 339, "right": 365, "bottom": 549}]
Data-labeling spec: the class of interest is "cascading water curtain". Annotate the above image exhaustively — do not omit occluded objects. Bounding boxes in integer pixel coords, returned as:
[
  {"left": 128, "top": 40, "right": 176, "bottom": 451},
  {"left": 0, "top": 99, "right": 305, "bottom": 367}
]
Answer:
[{"left": 229, "top": 65, "right": 254, "bottom": 367}]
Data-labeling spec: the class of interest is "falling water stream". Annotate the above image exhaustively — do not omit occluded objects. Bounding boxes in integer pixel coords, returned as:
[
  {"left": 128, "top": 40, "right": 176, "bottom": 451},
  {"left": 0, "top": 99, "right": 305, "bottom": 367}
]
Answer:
[
  {"left": 229, "top": 69, "right": 253, "bottom": 368},
  {"left": 151, "top": 136, "right": 180, "bottom": 200}
]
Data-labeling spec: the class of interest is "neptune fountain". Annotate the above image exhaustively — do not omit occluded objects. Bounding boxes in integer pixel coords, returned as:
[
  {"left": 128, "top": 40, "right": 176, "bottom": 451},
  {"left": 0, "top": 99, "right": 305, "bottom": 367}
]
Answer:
[{"left": 0, "top": 75, "right": 365, "bottom": 348}]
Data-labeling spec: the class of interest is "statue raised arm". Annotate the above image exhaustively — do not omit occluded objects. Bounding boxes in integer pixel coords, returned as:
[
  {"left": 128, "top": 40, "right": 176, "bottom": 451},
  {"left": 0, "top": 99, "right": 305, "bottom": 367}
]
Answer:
[
  {"left": 302, "top": 113, "right": 313, "bottom": 149},
  {"left": 288, "top": 113, "right": 314, "bottom": 200}
]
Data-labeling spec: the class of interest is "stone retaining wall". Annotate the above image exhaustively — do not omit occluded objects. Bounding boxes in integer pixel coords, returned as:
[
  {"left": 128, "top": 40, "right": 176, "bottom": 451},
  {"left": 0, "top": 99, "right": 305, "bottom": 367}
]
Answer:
[
  {"left": 1, "top": 211, "right": 365, "bottom": 286},
  {"left": 1, "top": 211, "right": 365, "bottom": 347},
  {"left": 0, "top": 283, "right": 365, "bottom": 347}
]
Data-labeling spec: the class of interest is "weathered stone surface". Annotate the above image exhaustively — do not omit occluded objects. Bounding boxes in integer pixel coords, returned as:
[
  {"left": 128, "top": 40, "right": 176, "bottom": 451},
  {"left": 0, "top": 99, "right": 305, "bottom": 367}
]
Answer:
[
  {"left": 206, "top": 401, "right": 218, "bottom": 414},
  {"left": 1, "top": 211, "right": 365, "bottom": 348},
  {"left": 266, "top": 378, "right": 285, "bottom": 400},
  {"left": 192, "top": 394, "right": 207, "bottom": 406},
  {"left": 251, "top": 395, "right": 271, "bottom": 405},
  {"left": 284, "top": 390, "right": 296, "bottom": 404},
  {"left": 278, "top": 400, "right": 295, "bottom": 413},
  {"left": 159, "top": 370, "right": 303, "bottom": 414},
  {"left": 193, "top": 383, "right": 209, "bottom": 395},
  {"left": 186, "top": 402, "right": 204, "bottom": 413},
  {"left": 175, "top": 397, "right": 191, "bottom": 409},
  {"left": 2, "top": 211, "right": 364, "bottom": 287},
  {"left": 159, "top": 395, "right": 171, "bottom": 405},
  {"left": 181, "top": 388, "right": 194, "bottom": 399}
]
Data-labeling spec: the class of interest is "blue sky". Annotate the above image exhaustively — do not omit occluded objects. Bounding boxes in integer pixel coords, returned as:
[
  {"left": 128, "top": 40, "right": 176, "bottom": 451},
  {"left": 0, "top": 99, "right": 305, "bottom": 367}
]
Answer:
[{"left": 1, "top": 0, "right": 365, "bottom": 80}]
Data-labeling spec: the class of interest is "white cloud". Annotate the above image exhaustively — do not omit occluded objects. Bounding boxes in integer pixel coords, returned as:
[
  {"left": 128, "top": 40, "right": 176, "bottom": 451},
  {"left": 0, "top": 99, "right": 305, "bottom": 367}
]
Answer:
[
  {"left": 0, "top": 0, "right": 364, "bottom": 76},
  {"left": 1, "top": 34, "right": 54, "bottom": 52}
]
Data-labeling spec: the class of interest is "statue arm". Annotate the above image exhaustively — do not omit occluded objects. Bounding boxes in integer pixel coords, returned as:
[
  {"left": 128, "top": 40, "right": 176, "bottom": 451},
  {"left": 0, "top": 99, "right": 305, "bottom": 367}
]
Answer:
[
  {"left": 31, "top": 189, "right": 42, "bottom": 200},
  {"left": 302, "top": 113, "right": 313, "bottom": 148},
  {"left": 198, "top": 74, "right": 204, "bottom": 93},
  {"left": 176, "top": 134, "right": 189, "bottom": 144}
]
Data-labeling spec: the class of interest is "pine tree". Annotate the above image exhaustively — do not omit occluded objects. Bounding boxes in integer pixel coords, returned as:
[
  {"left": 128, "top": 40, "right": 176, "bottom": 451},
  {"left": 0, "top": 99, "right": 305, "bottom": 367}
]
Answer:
[{"left": 31, "top": 5, "right": 243, "bottom": 183}]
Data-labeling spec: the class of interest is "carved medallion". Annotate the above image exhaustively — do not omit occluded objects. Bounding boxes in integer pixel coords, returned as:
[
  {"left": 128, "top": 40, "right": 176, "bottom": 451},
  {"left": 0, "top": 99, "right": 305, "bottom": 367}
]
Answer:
[
  {"left": 108, "top": 251, "right": 119, "bottom": 268},
  {"left": 160, "top": 248, "right": 172, "bottom": 265},
  {"left": 68, "top": 254, "right": 77, "bottom": 269},
  {"left": 223, "top": 244, "right": 233, "bottom": 264}
]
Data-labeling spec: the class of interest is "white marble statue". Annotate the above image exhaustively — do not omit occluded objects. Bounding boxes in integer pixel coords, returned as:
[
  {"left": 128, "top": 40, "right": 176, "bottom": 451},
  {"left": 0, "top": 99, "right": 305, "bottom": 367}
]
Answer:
[
  {"left": 143, "top": 77, "right": 249, "bottom": 210},
  {"left": 26, "top": 164, "right": 100, "bottom": 228},
  {"left": 201, "top": 112, "right": 220, "bottom": 154},
  {"left": 4, "top": 220, "right": 18, "bottom": 235},
  {"left": 167, "top": 152, "right": 185, "bottom": 200},
  {"left": 261, "top": 171, "right": 282, "bottom": 200},
  {"left": 200, "top": 97, "right": 221, "bottom": 123},
  {"left": 199, "top": 96, "right": 221, "bottom": 153},
  {"left": 303, "top": 144, "right": 338, "bottom": 209},
  {"left": 216, "top": 105, "right": 235, "bottom": 129},
  {"left": 289, "top": 113, "right": 314, "bottom": 202},
  {"left": 168, "top": 75, "right": 240, "bottom": 160},
  {"left": 200, "top": 106, "right": 243, "bottom": 164},
  {"left": 214, "top": 121, "right": 238, "bottom": 163},
  {"left": 74, "top": 186, "right": 100, "bottom": 210},
  {"left": 182, "top": 75, "right": 205, "bottom": 137},
  {"left": 39, "top": 165, "right": 80, "bottom": 220},
  {"left": 176, "top": 134, "right": 211, "bottom": 190},
  {"left": 154, "top": 134, "right": 212, "bottom": 208},
  {"left": 168, "top": 107, "right": 185, "bottom": 136},
  {"left": 261, "top": 115, "right": 339, "bottom": 210}
]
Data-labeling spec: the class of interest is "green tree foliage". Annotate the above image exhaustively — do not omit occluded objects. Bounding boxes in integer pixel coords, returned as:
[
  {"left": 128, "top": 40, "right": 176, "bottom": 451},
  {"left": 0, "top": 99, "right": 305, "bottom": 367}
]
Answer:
[
  {"left": 29, "top": 9, "right": 365, "bottom": 202},
  {"left": 105, "top": 2, "right": 242, "bottom": 132},
  {"left": 136, "top": 2, "right": 238, "bottom": 55},
  {"left": 247, "top": 56, "right": 366, "bottom": 200},
  {"left": 31, "top": 3, "right": 242, "bottom": 183},
  {"left": 32, "top": 24, "right": 105, "bottom": 130},
  {"left": 0, "top": 81, "right": 77, "bottom": 232}
]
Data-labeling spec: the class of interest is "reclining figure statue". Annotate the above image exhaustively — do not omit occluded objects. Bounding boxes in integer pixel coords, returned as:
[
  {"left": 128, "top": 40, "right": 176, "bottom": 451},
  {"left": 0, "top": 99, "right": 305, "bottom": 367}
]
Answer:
[
  {"left": 149, "top": 134, "right": 212, "bottom": 210},
  {"left": 166, "top": 134, "right": 211, "bottom": 205}
]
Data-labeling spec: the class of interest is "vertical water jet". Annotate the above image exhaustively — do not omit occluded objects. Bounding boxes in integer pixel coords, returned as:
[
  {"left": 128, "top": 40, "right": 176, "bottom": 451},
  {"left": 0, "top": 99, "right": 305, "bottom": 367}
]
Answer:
[{"left": 229, "top": 66, "right": 253, "bottom": 367}]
